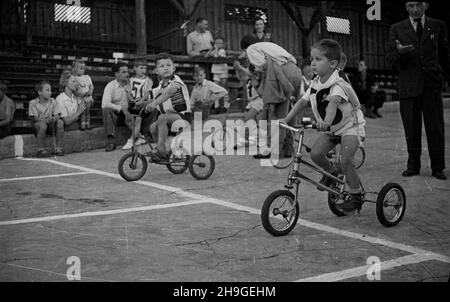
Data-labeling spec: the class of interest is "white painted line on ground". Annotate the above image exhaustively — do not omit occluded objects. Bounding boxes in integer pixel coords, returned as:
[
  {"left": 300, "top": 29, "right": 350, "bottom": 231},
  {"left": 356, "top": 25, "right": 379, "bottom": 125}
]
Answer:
[
  {"left": 20, "top": 158, "right": 450, "bottom": 265},
  {"left": 0, "top": 200, "right": 207, "bottom": 226},
  {"left": 294, "top": 253, "right": 438, "bottom": 282},
  {"left": 0, "top": 172, "right": 92, "bottom": 183}
]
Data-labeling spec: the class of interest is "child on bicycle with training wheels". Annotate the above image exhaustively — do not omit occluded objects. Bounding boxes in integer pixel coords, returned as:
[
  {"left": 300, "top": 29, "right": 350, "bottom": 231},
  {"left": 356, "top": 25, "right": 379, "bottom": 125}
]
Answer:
[
  {"left": 145, "top": 54, "right": 191, "bottom": 160},
  {"left": 282, "top": 39, "right": 366, "bottom": 213}
]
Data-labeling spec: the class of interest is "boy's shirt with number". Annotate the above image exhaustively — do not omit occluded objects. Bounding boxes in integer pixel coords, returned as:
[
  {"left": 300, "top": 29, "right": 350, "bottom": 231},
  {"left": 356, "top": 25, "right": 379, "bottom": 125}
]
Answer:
[{"left": 130, "top": 76, "right": 152, "bottom": 100}]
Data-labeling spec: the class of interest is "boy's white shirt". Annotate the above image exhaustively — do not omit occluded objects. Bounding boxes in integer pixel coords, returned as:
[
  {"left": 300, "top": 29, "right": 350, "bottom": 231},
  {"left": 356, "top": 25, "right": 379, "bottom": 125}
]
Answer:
[
  {"left": 302, "top": 70, "right": 365, "bottom": 135},
  {"left": 246, "top": 42, "right": 296, "bottom": 71},
  {"left": 152, "top": 75, "right": 191, "bottom": 114}
]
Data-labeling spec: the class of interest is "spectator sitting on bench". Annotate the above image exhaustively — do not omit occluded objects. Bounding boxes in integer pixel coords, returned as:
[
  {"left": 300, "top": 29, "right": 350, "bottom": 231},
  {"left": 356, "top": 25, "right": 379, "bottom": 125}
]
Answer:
[
  {"left": 205, "top": 37, "right": 229, "bottom": 112},
  {"left": 349, "top": 60, "right": 385, "bottom": 118},
  {"left": 29, "top": 81, "right": 64, "bottom": 157},
  {"left": 0, "top": 81, "right": 15, "bottom": 139},
  {"left": 191, "top": 66, "right": 229, "bottom": 119},
  {"left": 56, "top": 70, "right": 87, "bottom": 130},
  {"left": 101, "top": 62, "right": 133, "bottom": 152}
]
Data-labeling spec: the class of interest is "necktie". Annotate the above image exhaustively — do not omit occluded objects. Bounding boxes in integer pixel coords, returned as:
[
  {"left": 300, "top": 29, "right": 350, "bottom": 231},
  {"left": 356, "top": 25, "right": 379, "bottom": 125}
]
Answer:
[{"left": 415, "top": 18, "right": 423, "bottom": 39}]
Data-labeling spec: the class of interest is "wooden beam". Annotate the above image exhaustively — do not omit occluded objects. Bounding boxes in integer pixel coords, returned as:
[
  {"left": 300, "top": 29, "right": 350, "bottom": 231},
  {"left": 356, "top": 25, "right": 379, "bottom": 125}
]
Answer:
[
  {"left": 135, "top": 0, "right": 147, "bottom": 55},
  {"left": 168, "top": 0, "right": 186, "bottom": 16}
]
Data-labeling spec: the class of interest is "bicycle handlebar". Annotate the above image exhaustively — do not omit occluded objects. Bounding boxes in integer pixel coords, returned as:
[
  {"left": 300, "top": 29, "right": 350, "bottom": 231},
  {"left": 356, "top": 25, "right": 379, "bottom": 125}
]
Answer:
[{"left": 279, "top": 121, "right": 330, "bottom": 132}]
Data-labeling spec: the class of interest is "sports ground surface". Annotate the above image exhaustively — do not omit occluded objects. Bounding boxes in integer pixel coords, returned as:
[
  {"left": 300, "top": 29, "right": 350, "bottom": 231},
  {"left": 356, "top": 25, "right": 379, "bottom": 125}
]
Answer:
[{"left": 0, "top": 109, "right": 449, "bottom": 282}]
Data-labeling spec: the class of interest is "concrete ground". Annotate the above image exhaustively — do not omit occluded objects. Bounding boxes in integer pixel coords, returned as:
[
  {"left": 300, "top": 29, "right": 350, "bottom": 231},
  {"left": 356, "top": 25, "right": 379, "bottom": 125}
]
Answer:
[{"left": 0, "top": 108, "right": 449, "bottom": 282}]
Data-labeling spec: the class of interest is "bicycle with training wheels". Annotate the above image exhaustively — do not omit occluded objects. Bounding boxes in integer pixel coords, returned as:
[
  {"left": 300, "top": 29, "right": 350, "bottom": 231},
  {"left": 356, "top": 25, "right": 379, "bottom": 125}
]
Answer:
[
  {"left": 118, "top": 114, "right": 215, "bottom": 181},
  {"left": 260, "top": 118, "right": 406, "bottom": 236},
  {"left": 270, "top": 124, "right": 366, "bottom": 170}
]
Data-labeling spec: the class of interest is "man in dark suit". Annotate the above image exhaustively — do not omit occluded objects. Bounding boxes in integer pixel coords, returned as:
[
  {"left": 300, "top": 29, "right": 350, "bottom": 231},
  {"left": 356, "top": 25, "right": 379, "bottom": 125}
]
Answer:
[{"left": 387, "top": 1, "right": 450, "bottom": 180}]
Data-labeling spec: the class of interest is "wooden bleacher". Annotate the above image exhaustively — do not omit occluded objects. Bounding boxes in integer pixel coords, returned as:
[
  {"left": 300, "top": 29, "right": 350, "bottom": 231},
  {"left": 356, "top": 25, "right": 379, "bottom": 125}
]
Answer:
[{"left": 0, "top": 47, "right": 247, "bottom": 135}]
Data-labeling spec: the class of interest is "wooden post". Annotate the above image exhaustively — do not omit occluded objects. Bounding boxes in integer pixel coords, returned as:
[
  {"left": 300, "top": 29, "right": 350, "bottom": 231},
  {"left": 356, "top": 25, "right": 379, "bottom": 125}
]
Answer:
[{"left": 135, "top": 0, "right": 147, "bottom": 55}]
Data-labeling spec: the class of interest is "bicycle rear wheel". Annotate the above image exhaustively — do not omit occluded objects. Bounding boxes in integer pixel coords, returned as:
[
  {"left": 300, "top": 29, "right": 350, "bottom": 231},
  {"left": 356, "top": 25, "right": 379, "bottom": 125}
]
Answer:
[
  {"left": 211, "top": 127, "right": 233, "bottom": 152},
  {"left": 261, "top": 190, "right": 299, "bottom": 236},
  {"left": 376, "top": 183, "right": 406, "bottom": 227}
]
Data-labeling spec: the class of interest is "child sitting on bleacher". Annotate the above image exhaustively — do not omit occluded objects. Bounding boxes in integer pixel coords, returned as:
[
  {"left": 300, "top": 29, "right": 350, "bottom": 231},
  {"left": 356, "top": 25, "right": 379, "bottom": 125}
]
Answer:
[
  {"left": 190, "top": 66, "right": 229, "bottom": 120},
  {"left": 205, "top": 37, "right": 229, "bottom": 113},
  {"left": 122, "top": 60, "right": 153, "bottom": 150},
  {"left": 56, "top": 70, "right": 87, "bottom": 131},
  {"left": 0, "top": 82, "right": 15, "bottom": 139},
  {"left": 29, "top": 81, "right": 65, "bottom": 157},
  {"left": 145, "top": 54, "right": 191, "bottom": 159},
  {"left": 71, "top": 60, "right": 94, "bottom": 130}
]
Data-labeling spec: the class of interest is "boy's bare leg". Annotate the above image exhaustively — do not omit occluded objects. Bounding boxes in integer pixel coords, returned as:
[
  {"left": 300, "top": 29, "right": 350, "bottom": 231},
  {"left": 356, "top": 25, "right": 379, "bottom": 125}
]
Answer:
[
  {"left": 34, "top": 121, "right": 47, "bottom": 150},
  {"left": 134, "top": 116, "right": 142, "bottom": 138},
  {"left": 340, "top": 135, "right": 362, "bottom": 194},
  {"left": 156, "top": 112, "right": 181, "bottom": 153},
  {"left": 310, "top": 133, "right": 337, "bottom": 173},
  {"left": 55, "top": 119, "right": 64, "bottom": 150}
]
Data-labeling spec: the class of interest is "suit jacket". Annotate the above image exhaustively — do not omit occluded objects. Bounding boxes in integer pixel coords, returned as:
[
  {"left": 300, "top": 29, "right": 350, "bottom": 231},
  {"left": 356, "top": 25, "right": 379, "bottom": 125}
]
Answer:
[{"left": 387, "top": 17, "right": 450, "bottom": 99}]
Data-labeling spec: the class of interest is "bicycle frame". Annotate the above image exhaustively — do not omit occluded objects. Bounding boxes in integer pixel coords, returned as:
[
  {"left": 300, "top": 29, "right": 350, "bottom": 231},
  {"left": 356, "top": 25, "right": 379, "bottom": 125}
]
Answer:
[{"left": 281, "top": 123, "right": 362, "bottom": 201}]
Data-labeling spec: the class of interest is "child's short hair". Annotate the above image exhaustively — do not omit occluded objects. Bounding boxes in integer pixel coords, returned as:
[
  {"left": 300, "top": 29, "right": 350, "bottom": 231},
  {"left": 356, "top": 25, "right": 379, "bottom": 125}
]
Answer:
[
  {"left": 112, "top": 62, "right": 128, "bottom": 74},
  {"left": 59, "top": 70, "right": 72, "bottom": 91},
  {"left": 0, "top": 81, "right": 7, "bottom": 93},
  {"left": 133, "top": 59, "right": 147, "bottom": 68},
  {"left": 339, "top": 52, "right": 348, "bottom": 70},
  {"left": 71, "top": 59, "right": 85, "bottom": 69},
  {"left": 196, "top": 17, "right": 207, "bottom": 24},
  {"left": 155, "top": 53, "right": 174, "bottom": 66},
  {"left": 312, "top": 39, "right": 342, "bottom": 62},
  {"left": 35, "top": 80, "right": 51, "bottom": 93},
  {"left": 193, "top": 66, "right": 206, "bottom": 76}
]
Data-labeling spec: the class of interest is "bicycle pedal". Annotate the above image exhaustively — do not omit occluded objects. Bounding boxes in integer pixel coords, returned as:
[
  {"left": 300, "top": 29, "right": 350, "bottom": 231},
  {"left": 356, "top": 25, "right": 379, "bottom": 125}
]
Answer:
[{"left": 284, "top": 185, "right": 294, "bottom": 189}]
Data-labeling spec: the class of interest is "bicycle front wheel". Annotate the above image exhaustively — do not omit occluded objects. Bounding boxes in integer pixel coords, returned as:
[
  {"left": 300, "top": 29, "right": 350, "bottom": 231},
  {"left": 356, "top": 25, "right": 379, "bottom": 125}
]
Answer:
[
  {"left": 118, "top": 152, "right": 148, "bottom": 181},
  {"left": 261, "top": 190, "right": 299, "bottom": 236}
]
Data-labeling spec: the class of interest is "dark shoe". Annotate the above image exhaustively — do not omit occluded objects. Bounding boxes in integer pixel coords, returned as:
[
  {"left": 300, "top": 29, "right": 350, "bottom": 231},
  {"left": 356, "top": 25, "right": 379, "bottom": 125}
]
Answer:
[
  {"left": 253, "top": 152, "right": 271, "bottom": 159},
  {"left": 402, "top": 169, "right": 420, "bottom": 177},
  {"left": 36, "top": 149, "right": 51, "bottom": 158},
  {"left": 373, "top": 110, "right": 383, "bottom": 118},
  {"left": 105, "top": 143, "right": 116, "bottom": 152},
  {"left": 337, "top": 193, "right": 364, "bottom": 213},
  {"left": 432, "top": 171, "right": 447, "bottom": 180},
  {"left": 317, "top": 171, "right": 338, "bottom": 191}
]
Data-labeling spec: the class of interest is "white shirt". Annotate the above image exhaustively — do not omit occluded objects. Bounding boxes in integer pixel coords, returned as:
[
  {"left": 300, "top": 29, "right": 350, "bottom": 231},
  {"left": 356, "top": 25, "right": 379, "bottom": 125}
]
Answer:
[
  {"left": 56, "top": 92, "right": 80, "bottom": 118},
  {"left": 129, "top": 76, "right": 152, "bottom": 100},
  {"left": 302, "top": 70, "right": 354, "bottom": 134},
  {"left": 101, "top": 79, "right": 128, "bottom": 112},
  {"left": 409, "top": 15, "right": 425, "bottom": 32},
  {"left": 246, "top": 42, "right": 296, "bottom": 71},
  {"left": 186, "top": 30, "right": 214, "bottom": 55}
]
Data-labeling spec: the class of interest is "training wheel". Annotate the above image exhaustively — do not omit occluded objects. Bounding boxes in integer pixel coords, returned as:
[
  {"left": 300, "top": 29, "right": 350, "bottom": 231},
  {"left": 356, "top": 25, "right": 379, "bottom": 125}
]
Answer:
[
  {"left": 375, "top": 183, "right": 406, "bottom": 227},
  {"left": 188, "top": 153, "right": 215, "bottom": 180}
]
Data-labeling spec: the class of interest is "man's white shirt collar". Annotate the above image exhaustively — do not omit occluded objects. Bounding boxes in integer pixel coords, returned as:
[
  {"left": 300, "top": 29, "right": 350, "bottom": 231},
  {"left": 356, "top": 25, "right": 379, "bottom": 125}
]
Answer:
[{"left": 409, "top": 15, "right": 425, "bottom": 27}]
